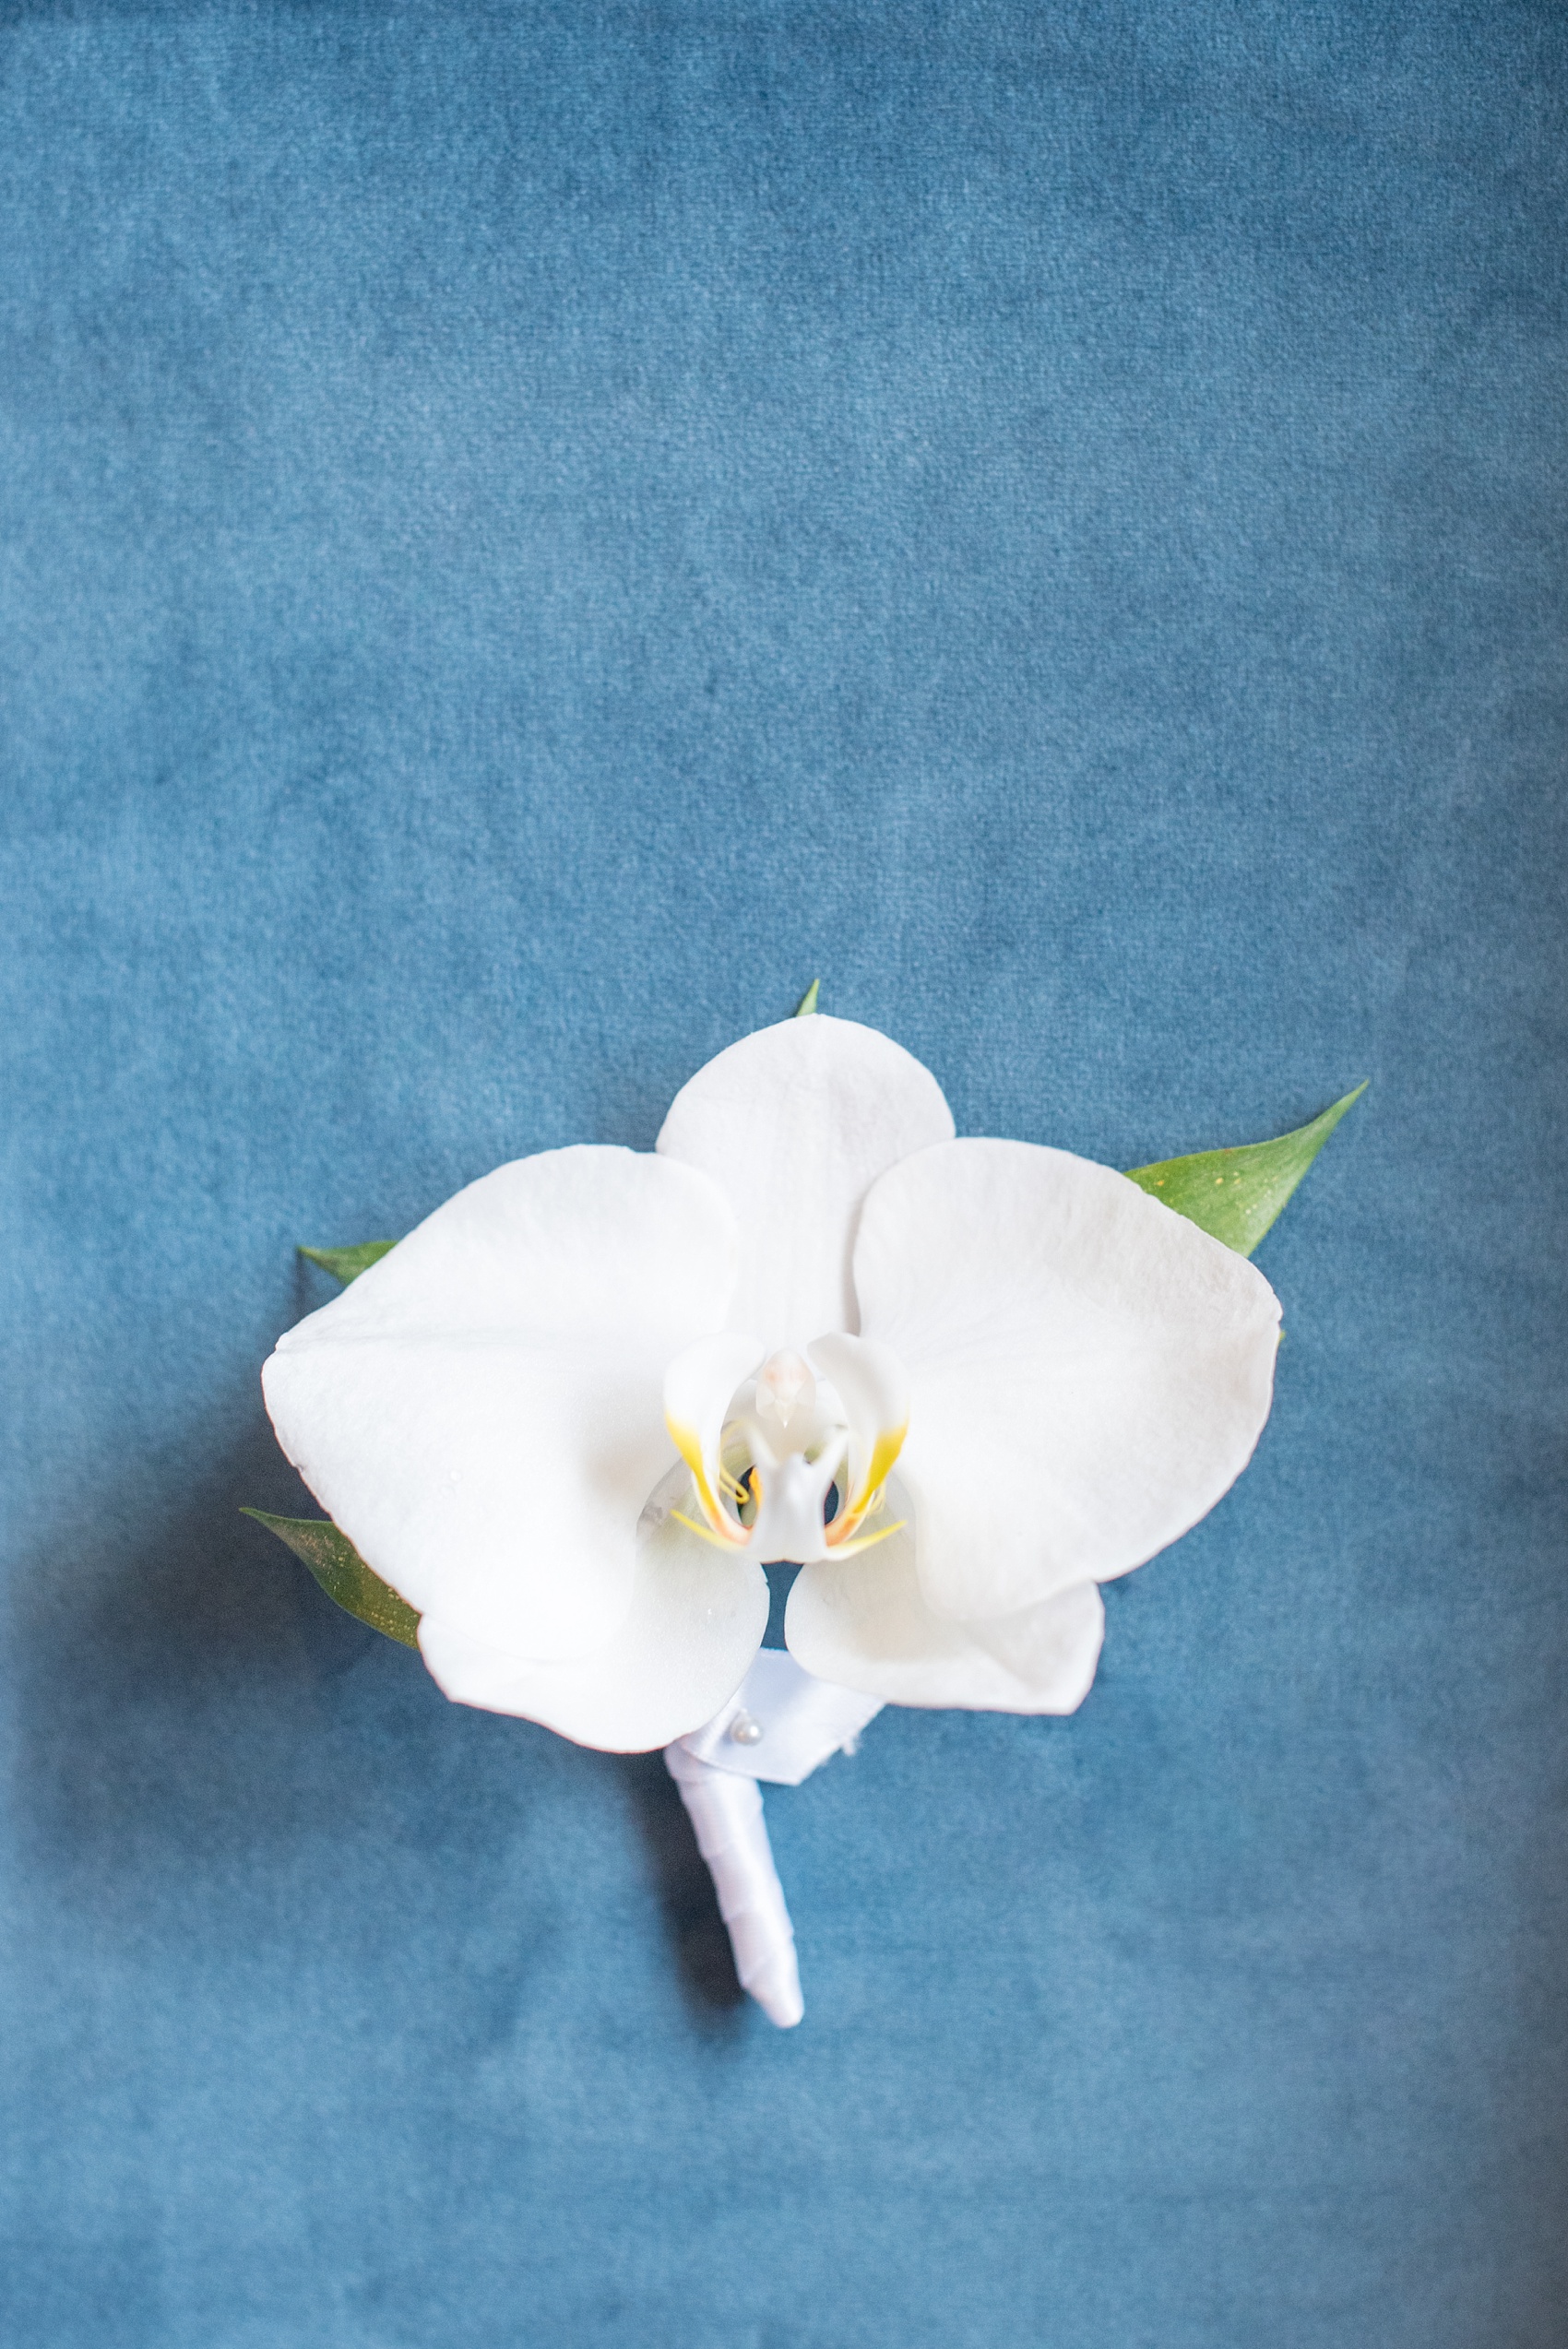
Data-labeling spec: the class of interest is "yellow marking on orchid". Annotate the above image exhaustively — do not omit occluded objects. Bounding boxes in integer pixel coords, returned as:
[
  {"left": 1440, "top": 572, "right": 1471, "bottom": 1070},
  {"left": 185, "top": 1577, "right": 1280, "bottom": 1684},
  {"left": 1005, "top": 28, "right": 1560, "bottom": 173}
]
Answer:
[
  {"left": 666, "top": 1416, "right": 750, "bottom": 1547},
  {"left": 671, "top": 1508, "right": 747, "bottom": 1552},
  {"left": 675, "top": 1454, "right": 762, "bottom": 1548},
  {"left": 824, "top": 1515, "right": 907, "bottom": 1558},
  {"left": 827, "top": 1419, "right": 909, "bottom": 1547},
  {"left": 719, "top": 1465, "right": 758, "bottom": 1512}
]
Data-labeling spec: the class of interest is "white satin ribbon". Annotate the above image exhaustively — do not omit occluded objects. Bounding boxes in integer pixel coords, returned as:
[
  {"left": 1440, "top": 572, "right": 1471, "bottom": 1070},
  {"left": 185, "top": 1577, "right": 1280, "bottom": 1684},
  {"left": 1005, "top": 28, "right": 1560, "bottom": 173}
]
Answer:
[
  {"left": 664, "top": 1651, "right": 883, "bottom": 2027},
  {"left": 664, "top": 1744, "right": 803, "bottom": 2026},
  {"left": 676, "top": 1647, "right": 885, "bottom": 1785}
]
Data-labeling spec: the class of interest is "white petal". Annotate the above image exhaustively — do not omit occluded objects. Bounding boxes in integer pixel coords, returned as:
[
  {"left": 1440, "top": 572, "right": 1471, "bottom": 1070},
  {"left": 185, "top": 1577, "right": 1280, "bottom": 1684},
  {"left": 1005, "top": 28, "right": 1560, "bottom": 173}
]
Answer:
[
  {"left": 263, "top": 1146, "right": 736, "bottom": 1661},
  {"left": 853, "top": 1140, "right": 1281, "bottom": 1619},
  {"left": 786, "top": 1508, "right": 1105, "bottom": 1714},
  {"left": 656, "top": 1015, "right": 955, "bottom": 1344},
  {"left": 279, "top": 1143, "right": 731, "bottom": 1346},
  {"left": 419, "top": 1496, "right": 768, "bottom": 1751}
]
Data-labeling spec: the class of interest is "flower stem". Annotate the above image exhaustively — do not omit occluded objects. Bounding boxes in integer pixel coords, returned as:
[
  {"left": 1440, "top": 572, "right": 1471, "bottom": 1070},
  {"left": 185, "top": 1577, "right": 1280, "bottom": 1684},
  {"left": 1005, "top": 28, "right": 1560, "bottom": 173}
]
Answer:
[{"left": 663, "top": 1744, "right": 803, "bottom": 2027}]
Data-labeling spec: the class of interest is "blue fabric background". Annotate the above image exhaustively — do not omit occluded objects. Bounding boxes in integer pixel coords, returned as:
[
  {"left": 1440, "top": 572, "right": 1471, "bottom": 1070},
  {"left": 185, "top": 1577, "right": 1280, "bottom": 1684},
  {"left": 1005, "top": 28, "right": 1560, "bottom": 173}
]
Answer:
[{"left": 2, "top": 4, "right": 1564, "bottom": 2343}]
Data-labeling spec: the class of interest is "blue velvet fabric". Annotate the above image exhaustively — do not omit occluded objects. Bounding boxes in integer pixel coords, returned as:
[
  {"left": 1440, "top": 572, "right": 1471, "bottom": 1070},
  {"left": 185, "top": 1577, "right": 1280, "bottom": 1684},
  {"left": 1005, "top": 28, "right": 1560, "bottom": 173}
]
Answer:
[{"left": 3, "top": 4, "right": 1564, "bottom": 2342}]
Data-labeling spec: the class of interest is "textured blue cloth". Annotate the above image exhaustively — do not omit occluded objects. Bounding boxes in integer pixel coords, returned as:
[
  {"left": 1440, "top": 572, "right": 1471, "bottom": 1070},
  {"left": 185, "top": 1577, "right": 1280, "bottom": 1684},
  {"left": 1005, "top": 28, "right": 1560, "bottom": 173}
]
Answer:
[{"left": 2, "top": 4, "right": 1564, "bottom": 2343}]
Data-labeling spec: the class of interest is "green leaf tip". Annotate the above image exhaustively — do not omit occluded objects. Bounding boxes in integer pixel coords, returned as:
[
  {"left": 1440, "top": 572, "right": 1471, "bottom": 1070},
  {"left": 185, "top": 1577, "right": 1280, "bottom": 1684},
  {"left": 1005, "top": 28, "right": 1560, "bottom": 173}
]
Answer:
[
  {"left": 794, "top": 978, "right": 820, "bottom": 1017},
  {"left": 297, "top": 1240, "right": 398, "bottom": 1286},
  {"left": 241, "top": 1508, "right": 422, "bottom": 1648},
  {"left": 1125, "top": 1083, "right": 1367, "bottom": 1258}
]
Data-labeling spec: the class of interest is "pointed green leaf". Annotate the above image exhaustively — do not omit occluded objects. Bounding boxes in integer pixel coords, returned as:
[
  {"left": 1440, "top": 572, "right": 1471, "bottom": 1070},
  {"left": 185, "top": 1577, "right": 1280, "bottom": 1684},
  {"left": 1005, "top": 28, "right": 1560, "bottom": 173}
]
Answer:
[
  {"left": 297, "top": 1240, "right": 398, "bottom": 1286},
  {"left": 242, "top": 1509, "right": 422, "bottom": 1647},
  {"left": 1124, "top": 1084, "right": 1367, "bottom": 1258},
  {"left": 793, "top": 978, "right": 820, "bottom": 1017}
]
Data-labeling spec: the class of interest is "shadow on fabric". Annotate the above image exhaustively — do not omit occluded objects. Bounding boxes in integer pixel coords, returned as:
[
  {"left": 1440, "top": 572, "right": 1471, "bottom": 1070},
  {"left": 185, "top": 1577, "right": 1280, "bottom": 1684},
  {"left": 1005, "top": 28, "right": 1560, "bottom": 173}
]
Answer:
[{"left": 8, "top": 1399, "right": 745, "bottom": 2018}]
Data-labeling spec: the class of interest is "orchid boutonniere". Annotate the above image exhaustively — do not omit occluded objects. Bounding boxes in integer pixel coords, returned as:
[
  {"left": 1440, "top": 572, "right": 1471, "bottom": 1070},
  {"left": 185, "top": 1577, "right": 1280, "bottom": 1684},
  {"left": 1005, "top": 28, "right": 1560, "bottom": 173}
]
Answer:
[{"left": 253, "top": 991, "right": 1362, "bottom": 2025}]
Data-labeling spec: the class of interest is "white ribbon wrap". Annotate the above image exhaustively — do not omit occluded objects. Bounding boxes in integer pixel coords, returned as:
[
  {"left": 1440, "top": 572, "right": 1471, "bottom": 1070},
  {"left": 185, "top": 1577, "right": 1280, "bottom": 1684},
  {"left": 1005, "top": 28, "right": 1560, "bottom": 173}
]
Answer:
[
  {"left": 663, "top": 1744, "right": 804, "bottom": 2026},
  {"left": 664, "top": 1650, "right": 884, "bottom": 2027}
]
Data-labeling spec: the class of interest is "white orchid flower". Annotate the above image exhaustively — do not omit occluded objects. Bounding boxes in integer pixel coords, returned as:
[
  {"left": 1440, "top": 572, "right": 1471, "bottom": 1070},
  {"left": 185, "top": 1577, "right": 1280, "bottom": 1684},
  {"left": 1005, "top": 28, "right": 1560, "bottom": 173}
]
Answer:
[{"left": 262, "top": 1014, "right": 1281, "bottom": 2025}]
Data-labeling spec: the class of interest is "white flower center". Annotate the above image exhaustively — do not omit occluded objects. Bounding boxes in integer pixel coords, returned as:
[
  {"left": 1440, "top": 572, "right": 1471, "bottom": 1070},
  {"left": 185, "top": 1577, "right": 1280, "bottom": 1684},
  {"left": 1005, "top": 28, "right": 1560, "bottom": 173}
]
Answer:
[{"left": 661, "top": 1331, "right": 911, "bottom": 1566}]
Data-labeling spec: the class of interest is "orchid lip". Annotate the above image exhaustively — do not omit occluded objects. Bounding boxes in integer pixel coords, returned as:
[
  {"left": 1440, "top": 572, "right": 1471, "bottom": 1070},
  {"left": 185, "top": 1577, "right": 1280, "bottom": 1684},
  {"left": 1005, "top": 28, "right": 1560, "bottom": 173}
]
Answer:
[{"left": 663, "top": 1336, "right": 910, "bottom": 1565}]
